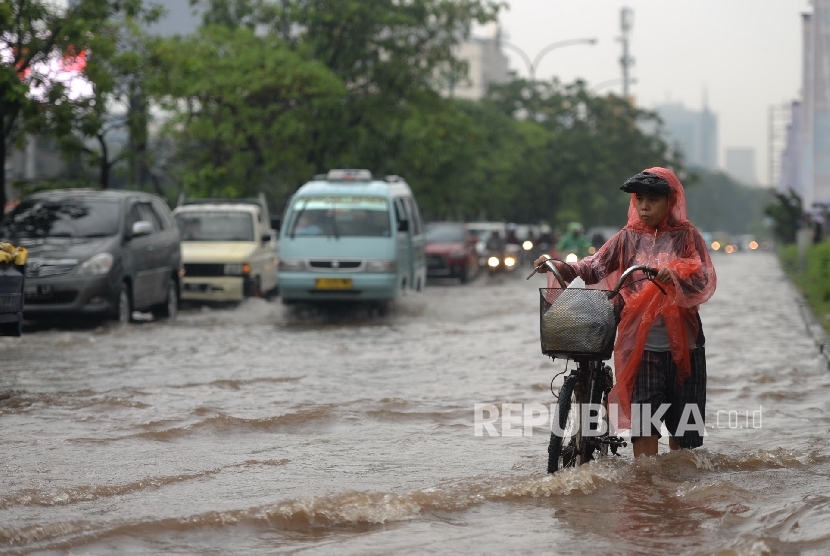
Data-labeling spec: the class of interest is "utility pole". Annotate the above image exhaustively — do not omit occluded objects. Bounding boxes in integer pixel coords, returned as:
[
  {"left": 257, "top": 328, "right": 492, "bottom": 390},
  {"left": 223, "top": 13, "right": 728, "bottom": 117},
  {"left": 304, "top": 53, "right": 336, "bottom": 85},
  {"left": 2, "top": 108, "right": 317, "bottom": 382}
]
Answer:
[{"left": 619, "top": 7, "right": 635, "bottom": 101}]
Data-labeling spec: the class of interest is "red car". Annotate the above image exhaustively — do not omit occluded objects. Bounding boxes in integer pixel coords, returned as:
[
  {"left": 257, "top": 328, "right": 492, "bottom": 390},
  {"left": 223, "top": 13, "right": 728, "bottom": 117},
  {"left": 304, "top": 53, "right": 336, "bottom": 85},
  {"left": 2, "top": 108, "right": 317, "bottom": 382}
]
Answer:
[{"left": 425, "top": 222, "right": 479, "bottom": 283}]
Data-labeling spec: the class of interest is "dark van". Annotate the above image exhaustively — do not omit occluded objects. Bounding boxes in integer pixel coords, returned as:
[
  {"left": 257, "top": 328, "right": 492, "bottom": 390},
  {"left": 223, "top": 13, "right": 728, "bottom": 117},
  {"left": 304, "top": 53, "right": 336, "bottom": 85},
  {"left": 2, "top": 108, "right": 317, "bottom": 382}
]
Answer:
[{"left": 0, "top": 190, "right": 181, "bottom": 323}]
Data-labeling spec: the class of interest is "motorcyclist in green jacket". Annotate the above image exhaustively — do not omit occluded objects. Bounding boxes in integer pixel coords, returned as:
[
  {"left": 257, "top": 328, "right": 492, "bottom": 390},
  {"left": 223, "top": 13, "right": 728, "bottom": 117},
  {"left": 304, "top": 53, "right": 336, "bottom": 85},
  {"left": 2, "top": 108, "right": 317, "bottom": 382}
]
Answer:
[{"left": 556, "top": 222, "right": 592, "bottom": 260}]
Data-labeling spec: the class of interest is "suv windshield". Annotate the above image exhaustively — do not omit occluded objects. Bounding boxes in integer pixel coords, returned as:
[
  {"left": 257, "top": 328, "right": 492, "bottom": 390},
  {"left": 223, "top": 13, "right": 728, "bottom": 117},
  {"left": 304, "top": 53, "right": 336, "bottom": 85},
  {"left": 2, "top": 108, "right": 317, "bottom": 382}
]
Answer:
[
  {"left": 288, "top": 196, "right": 390, "bottom": 238},
  {"left": 426, "top": 225, "right": 466, "bottom": 243},
  {"left": 1, "top": 199, "right": 120, "bottom": 239},
  {"left": 175, "top": 211, "right": 254, "bottom": 242}
]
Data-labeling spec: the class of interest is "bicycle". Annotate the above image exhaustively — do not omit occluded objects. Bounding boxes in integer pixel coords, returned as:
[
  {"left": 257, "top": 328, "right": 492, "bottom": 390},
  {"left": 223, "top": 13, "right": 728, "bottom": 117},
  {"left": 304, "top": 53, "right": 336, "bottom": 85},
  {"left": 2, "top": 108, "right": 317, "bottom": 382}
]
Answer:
[{"left": 527, "top": 259, "right": 663, "bottom": 473}]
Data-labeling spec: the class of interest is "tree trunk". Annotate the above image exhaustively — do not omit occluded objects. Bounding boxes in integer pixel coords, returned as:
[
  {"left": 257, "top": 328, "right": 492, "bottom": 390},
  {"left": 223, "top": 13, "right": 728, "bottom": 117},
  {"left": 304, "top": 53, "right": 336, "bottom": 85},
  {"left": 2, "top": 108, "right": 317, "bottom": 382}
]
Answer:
[
  {"left": 129, "top": 84, "right": 148, "bottom": 189},
  {"left": 97, "top": 134, "right": 110, "bottom": 189},
  {"left": 0, "top": 129, "right": 7, "bottom": 213}
]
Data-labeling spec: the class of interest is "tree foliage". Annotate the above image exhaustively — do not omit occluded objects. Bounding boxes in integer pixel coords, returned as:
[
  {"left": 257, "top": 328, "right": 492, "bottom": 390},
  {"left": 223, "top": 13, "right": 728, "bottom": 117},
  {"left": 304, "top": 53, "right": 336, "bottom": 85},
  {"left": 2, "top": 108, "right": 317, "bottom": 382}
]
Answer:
[
  {"left": 152, "top": 25, "right": 344, "bottom": 200},
  {"left": 482, "top": 79, "right": 681, "bottom": 227},
  {"left": 7, "top": 0, "right": 694, "bottom": 231},
  {"left": 0, "top": 0, "right": 153, "bottom": 207},
  {"left": 684, "top": 170, "right": 773, "bottom": 236},
  {"left": 765, "top": 189, "right": 804, "bottom": 244},
  {"left": 58, "top": 16, "right": 163, "bottom": 189}
]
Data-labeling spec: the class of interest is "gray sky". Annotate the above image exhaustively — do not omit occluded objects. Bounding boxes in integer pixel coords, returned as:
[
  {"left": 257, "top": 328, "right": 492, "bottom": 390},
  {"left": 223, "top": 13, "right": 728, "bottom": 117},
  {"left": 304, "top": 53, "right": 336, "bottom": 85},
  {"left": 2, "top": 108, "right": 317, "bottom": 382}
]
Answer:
[{"left": 497, "top": 0, "right": 808, "bottom": 184}]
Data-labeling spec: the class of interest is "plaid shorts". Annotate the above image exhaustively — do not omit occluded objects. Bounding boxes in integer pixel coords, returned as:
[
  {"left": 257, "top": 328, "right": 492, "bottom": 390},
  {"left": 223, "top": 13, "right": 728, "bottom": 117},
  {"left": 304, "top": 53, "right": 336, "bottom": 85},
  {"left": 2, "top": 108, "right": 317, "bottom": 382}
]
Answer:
[{"left": 630, "top": 347, "right": 707, "bottom": 448}]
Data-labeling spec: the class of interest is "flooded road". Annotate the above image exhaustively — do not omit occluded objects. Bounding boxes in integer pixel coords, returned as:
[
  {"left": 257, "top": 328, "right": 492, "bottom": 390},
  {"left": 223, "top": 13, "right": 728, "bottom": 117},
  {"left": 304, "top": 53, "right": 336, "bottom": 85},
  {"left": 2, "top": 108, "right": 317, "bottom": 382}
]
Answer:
[{"left": 2, "top": 251, "right": 830, "bottom": 555}]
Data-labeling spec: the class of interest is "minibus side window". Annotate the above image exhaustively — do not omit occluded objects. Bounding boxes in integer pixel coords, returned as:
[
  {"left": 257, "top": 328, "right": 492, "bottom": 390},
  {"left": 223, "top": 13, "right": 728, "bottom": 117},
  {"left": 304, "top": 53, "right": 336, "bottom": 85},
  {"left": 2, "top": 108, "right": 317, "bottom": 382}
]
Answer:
[
  {"left": 394, "top": 198, "right": 409, "bottom": 232},
  {"left": 404, "top": 198, "right": 423, "bottom": 236}
]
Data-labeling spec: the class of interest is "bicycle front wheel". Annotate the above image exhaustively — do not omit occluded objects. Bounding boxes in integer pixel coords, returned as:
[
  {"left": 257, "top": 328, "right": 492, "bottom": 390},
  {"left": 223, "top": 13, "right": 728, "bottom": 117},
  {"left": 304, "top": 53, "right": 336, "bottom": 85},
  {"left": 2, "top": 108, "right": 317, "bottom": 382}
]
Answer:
[{"left": 548, "top": 375, "right": 586, "bottom": 473}]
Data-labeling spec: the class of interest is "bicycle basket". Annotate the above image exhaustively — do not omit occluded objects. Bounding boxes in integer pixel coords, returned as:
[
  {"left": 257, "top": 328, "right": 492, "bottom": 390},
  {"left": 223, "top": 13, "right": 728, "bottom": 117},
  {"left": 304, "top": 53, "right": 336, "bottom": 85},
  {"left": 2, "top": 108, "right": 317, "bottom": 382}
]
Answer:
[{"left": 539, "top": 288, "right": 622, "bottom": 360}]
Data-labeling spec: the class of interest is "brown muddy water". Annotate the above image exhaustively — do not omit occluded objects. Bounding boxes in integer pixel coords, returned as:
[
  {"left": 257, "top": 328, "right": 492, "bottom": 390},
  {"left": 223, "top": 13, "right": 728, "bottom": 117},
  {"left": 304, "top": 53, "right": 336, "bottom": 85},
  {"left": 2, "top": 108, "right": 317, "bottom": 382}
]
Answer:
[{"left": 1, "top": 251, "right": 829, "bottom": 555}]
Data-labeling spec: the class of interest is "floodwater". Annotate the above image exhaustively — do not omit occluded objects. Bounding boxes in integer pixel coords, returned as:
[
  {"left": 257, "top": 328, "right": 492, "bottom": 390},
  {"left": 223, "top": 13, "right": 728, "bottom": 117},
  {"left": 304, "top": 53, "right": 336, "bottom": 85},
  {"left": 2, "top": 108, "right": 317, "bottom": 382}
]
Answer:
[{"left": 1, "top": 251, "right": 829, "bottom": 555}]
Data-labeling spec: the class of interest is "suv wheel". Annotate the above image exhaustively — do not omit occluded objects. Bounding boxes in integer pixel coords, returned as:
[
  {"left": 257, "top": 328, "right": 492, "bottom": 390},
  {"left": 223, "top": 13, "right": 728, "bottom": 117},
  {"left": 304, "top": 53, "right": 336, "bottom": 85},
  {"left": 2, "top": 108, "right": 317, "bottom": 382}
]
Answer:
[
  {"left": 0, "top": 315, "right": 22, "bottom": 337},
  {"left": 115, "top": 283, "right": 132, "bottom": 324},
  {"left": 153, "top": 281, "right": 178, "bottom": 320}
]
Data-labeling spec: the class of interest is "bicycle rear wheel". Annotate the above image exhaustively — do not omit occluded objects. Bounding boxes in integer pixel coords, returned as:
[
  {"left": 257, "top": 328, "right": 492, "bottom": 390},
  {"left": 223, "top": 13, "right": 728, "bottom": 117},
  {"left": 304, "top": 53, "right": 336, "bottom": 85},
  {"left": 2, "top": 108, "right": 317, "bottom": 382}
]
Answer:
[{"left": 548, "top": 375, "right": 586, "bottom": 473}]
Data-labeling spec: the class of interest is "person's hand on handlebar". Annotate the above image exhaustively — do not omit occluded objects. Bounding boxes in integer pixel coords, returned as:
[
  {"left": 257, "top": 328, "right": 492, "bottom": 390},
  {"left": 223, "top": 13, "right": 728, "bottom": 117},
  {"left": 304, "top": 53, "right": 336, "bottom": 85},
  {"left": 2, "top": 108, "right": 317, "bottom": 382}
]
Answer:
[
  {"left": 654, "top": 267, "right": 672, "bottom": 284},
  {"left": 532, "top": 255, "right": 550, "bottom": 269},
  {"left": 533, "top": 255, "right": 577, "bottom": 282}
]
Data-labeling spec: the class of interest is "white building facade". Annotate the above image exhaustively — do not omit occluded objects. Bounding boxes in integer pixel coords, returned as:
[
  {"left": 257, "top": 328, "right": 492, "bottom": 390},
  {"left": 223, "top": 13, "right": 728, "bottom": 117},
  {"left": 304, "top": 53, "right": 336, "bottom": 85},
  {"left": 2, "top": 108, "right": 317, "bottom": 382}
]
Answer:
[
  {"left": 447, "top": 31, "right": 510, "bottom": 101},
  {"left": 781, "top": 3, "right": 830, "bottom": 208}
]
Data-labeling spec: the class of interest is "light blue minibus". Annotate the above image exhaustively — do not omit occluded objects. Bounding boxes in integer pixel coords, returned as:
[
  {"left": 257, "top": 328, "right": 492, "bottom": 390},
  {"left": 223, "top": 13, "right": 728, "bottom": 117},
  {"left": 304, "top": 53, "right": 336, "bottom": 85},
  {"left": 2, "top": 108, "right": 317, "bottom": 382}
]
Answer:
[{"left": 278, "top": 170, "right": 426, "bottom": 304}]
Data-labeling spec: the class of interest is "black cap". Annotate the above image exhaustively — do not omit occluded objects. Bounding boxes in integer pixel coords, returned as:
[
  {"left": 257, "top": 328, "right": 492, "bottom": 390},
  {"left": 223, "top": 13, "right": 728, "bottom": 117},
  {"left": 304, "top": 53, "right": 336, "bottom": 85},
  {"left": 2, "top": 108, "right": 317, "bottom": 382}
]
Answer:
[{"left": 620, "top": 172, "right": 671, "bottom": 195}]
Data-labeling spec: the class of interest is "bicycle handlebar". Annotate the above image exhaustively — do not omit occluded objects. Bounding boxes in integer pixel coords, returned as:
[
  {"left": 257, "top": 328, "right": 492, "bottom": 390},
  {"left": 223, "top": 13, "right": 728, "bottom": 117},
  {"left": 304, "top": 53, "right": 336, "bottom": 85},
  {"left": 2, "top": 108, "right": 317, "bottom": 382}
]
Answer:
[
  {"left": 613, "top": 264, "right": 659, "bottom": 294},
  {"left": 525, "top": 258, "right": 567, "bottom": 288},
  {"left": 526, "top": 259, "right": 664, "bottom": 295}
]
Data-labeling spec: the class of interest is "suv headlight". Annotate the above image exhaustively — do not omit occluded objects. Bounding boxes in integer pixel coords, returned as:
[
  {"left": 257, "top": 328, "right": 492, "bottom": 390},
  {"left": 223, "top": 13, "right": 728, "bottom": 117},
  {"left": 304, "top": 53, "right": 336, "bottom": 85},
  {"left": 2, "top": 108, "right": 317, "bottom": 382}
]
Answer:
[
  {"left": 365, "top": 260, "right": 397, "bottom": 273},
  {"left": 76, "top": 253, "right": 114, "bottom": 276},
  {"left": 279, "top": 259, "right": 305, "bottom": 271}
]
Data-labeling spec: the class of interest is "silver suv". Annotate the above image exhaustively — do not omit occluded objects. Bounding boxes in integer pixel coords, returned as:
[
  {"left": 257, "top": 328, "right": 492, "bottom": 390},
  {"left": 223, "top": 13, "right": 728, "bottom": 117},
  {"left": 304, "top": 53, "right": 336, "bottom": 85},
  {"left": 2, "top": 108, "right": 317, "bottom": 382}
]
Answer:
[{"left": 1, "top": 189, "right": 182, "bottom": 323}]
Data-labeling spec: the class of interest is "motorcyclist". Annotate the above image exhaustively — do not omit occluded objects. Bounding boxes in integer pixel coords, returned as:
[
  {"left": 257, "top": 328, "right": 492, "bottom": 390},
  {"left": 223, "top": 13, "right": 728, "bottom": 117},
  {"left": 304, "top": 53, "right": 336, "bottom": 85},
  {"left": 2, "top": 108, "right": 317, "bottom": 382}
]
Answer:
[
  {"left": 485, "top": 230, "right": 506, "bottom": 271},
  {"left": 536, "top": 225, "right": 554, "bottom": 255},
  {"left": 486, "top": 229, "right": 506, "bottom": 254},
  {"left": 505, "top": 224, "right": 520, "bottom": 246},
  {"left": 556, "top": 222, "right": 591, "bottom": 260}
]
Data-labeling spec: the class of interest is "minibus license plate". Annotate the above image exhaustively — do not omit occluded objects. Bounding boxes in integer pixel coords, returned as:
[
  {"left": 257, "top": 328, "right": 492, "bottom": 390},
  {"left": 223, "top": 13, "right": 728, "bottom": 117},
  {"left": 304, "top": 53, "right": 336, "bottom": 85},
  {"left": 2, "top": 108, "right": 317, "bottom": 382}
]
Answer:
[{"left": 315, "top": 278, "right": 352, "bottom": 290}]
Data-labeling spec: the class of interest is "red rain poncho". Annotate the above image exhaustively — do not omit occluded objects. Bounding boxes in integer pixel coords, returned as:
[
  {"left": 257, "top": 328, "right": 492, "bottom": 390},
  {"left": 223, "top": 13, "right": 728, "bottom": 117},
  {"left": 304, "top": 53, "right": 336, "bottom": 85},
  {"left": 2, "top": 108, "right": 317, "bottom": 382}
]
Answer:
[{"left": 547, "top": 167, "right": 717, "bottom": 431}]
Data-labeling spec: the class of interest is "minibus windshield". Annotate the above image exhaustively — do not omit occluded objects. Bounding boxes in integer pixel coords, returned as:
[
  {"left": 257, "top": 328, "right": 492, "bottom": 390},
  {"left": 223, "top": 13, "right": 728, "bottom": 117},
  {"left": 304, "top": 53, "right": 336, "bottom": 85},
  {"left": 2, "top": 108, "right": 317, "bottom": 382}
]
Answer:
[{"left": 289, "top": 196, "right": 391, "bottom": 238}]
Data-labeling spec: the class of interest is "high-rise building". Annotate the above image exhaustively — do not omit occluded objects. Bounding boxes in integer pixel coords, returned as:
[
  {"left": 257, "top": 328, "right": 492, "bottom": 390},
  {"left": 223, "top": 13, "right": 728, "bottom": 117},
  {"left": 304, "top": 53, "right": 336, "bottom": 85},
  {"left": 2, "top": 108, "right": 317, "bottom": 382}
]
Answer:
[
  {"left": 778, "top": 101, "right": 802, "bottom": 195},
  {"left": 783, "top": 3, "right": 830, "bottom": 209},
  {"left": 725, "top": 148, "right": 756, "bottom": 185},
  {"left": 653, "top": 98, "right": 718, "bottom": 171},
  {"left": 790, "top": 5, "right": 830, "bottom": 234}
]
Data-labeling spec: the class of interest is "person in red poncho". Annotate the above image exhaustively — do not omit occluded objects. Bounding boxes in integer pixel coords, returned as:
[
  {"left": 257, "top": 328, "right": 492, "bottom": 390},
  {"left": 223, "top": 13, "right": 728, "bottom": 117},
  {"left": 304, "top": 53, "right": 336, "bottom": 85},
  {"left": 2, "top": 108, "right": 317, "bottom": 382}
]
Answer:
[{"left": 534, "top": 167, "right": 717, "bottom": 457}]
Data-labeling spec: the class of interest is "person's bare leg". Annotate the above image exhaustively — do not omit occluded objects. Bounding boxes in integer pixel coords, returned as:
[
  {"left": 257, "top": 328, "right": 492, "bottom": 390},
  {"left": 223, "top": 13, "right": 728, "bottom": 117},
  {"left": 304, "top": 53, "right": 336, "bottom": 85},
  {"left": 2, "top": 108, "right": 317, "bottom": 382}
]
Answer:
[
  {"left": 632, "top": 435, "right": 659, "bottom": 457},
  {"left": 669, "top": 437, "right": 681, "bottom": 451}
]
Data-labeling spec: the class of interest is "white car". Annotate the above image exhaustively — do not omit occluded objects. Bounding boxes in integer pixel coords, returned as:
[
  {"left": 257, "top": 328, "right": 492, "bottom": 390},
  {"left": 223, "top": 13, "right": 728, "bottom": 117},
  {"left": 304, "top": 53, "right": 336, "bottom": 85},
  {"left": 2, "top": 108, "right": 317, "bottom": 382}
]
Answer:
[{"left": 174, "top": 198, "right": 279, "bottom": 302}]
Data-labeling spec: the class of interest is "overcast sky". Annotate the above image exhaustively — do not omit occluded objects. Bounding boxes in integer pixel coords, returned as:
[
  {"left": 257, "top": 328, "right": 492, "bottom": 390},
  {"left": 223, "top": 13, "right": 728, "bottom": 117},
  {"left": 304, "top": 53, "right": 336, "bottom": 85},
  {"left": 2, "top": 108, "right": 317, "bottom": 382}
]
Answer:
[{"left": 496, "top": 0, "right": 808, "bottom": 184}]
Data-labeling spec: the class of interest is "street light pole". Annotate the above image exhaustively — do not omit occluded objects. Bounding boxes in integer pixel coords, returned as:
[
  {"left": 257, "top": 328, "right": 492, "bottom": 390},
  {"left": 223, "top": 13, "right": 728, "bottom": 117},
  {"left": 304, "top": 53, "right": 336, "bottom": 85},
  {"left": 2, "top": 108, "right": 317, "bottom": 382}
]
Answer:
[{"left": 502, "top": 38, "right": 598, "bottom": 81}]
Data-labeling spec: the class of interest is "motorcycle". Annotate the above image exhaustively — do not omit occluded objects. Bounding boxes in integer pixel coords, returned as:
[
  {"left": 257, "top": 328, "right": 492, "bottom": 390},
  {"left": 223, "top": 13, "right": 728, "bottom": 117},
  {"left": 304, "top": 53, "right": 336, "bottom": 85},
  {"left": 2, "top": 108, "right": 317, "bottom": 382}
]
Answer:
[{"left": 485, "top": 244, "right": 520, "bottom": 275}]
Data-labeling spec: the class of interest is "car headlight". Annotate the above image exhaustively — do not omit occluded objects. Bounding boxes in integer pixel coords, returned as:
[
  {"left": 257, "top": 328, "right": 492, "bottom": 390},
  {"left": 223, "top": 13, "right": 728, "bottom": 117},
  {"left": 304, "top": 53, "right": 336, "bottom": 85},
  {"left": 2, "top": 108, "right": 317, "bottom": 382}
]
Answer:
[
  {"left": 224, "top": 263, "right": 250, "bottom": 276},
  {"left": 365, "top": 260, "right": 397, "bottom": 273},
  {"left": 279, "top": 259, "right": 305, "bottom": 271},
  {"left": 522, "top": 241, "right": 533, "bottom": 251},
  {"left": 449, "top": 250, "right": 467, "bottom": 258},
  {"left": 504, "top": 256, "right": 516, "bottom": 267},
  {"left": 487, "top": 256, "right": 500, "bottom": 267},
  {"left": 76, "top": 253, "right": 114, "bottom": 276}
]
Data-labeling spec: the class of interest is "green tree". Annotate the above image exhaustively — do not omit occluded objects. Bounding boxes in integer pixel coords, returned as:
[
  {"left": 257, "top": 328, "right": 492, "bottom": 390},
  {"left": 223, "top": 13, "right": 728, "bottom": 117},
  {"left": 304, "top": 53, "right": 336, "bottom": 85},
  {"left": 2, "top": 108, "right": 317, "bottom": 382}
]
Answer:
[
  {"left": 58, "top": 16, "right": 163, "bottom": 189},
  {"left": 486, "top": 79, "right": 681, "bottom": 228},
  {"left": 685, "top": 170, "right": 773, "bottom": 235},
  {"left": 1, "top": 0, "right": 151, "bottom": 208},
  {"left": 192, "top": 0, "right": 502, "bottom": 174},
  {"left": 394, "top": 98, "right": 523, "bottom": 220},
  {"left": 765, "top": 189, "right": 803, "bottom": 244},
  {"left": 153, "top": 25, "right": 344, "bottom": 200}
]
